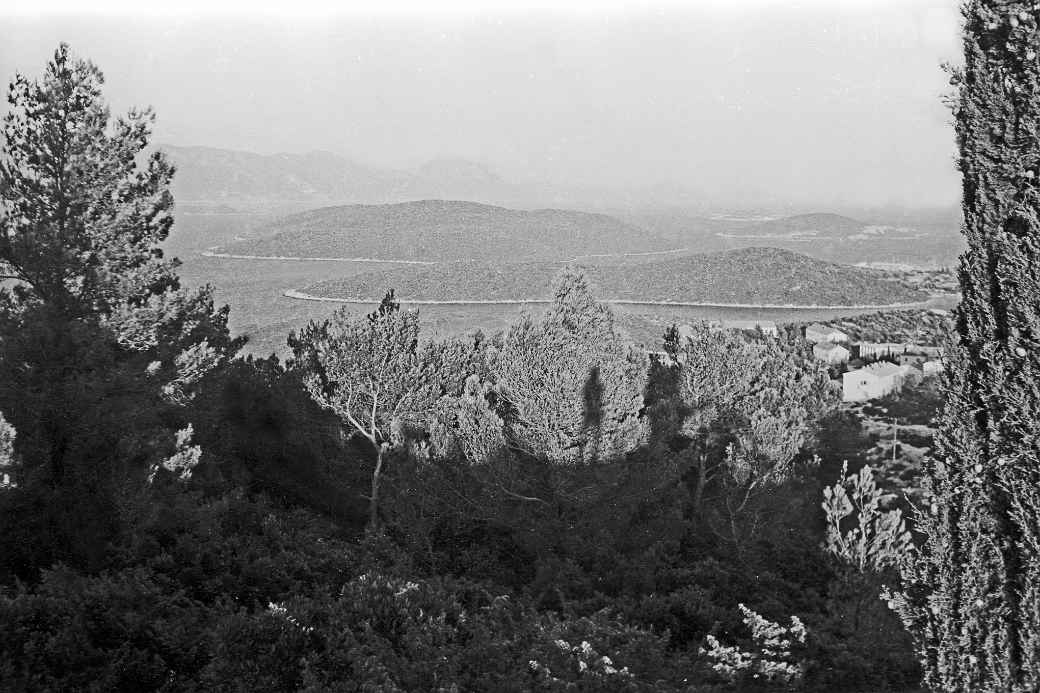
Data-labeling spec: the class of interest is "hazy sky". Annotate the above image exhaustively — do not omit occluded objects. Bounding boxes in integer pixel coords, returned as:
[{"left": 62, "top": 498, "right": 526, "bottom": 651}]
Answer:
[{"left": 1, "top": 1, "right": 962, "bottom": 209}]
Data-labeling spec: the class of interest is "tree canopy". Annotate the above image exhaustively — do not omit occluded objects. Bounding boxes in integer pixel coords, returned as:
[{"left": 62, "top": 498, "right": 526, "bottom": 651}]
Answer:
[
  {"left": 0, "top": 43, "right": 236, "bottom": 570},
  {"left": 891, "top": 3, "right": 1040, "bottom": 690},
  {"left": 494, "top": 268, "right": 648, "bottom": 465}
]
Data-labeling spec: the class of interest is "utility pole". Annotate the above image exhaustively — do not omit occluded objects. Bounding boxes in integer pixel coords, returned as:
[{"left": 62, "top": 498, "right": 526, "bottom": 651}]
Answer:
[{"left": 891, "top": 417, "right": 898, "bottom": 464}]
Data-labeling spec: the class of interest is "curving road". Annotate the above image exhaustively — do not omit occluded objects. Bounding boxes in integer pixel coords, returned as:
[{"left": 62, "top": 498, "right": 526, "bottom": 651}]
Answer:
[{"left": 282, "top": 288, "right": 939, "bottom": 311}]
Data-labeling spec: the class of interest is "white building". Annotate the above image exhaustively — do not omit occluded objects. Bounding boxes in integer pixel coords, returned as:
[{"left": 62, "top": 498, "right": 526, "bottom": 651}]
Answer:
[
  {"left": 805, "top": 323, "right": 849, "bottom": 343},
  {"left": 813, "top": 342, "right": 851, "bottom": 365},
  {"left": 842, "top": 362, "right": 911, "bottom": 402},
  {"left": 922, "top": 360, "right": 944, "bottom": 377},
  {"left": 722, "top": 320, "right": 779, "bottom": 337},
  {"left": 857, "top": 342, "right": 945, "bottom": 360},
  {"left": 914, "top": 345, "right": 945, "bottom": 358},
  {"left": 857, "top": 342, "right": 906, "bottom": 359}
]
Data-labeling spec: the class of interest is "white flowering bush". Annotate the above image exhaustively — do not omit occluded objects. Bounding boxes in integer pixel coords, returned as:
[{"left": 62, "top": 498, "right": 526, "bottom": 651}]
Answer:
[
  {"left": 160, "top": 339, "right": 225, "bottom": 405},
  {"left": 701, "top": 604, "right": 808, "bottom": 686},
  {"left": 528, "top": 636, "right": 635, "bottom": 684},
  {"left": 267, "top": 600, "right": 314, "bottom": 633},
  {"left": 148, "top": 424, "right": 202, "bottom": 483}
]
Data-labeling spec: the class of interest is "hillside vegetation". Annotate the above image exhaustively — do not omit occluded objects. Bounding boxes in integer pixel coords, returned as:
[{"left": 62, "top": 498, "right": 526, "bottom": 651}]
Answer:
[
  {"left": 218, "top": 199, "right": 677, "bottom": 262},
  {"left": 301, "top": 247, "right": 928, "bottom": 306},
  {"left": 803, "top": 308, "right": 955, "bottom": 346}
]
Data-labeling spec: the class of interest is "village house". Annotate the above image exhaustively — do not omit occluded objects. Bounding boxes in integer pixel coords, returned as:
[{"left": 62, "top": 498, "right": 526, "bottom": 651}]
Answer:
[
  {"left": 721, "top": 320, "right": 779, "bottom": 337},
  {"left": 898, "top": 352, "right": 930, "bottom": 368},
  {"left": 856, "top": 342, "right": 905, "bottom": 359},
  {"left": 857, "top": 342, "right": 945, "bottom": 360},
  {"left": 813, "top": 342, "right": 851, "bottom": 365},
  {"left": 914, "top": 345, "right": 945, "bottom": 358},
  {"left": 805, "top": 323, "right": 849, "bottom": 343},
  {"left": 922, "top": 360, "right": 944, "bottom": 377},
  {"left": 842, "top": 362, "right": 911, "bottom": 402}
]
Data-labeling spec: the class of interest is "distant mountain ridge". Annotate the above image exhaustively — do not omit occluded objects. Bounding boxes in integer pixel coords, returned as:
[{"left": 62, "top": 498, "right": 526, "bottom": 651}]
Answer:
[
  {"left": 162, "top": 144, "right": 708, "bottom": 210},
  {"left": 215, "top": 199, "right": 677, "bottom": 263},
  {"left": 164, "top": 145, "right": 547, "bottom": 206},
  {"left": 166, "top": 145, "right": 413, "bottom": 202},
  {"left": 299, "top": 247, "right": 928, "bottom": 307}
]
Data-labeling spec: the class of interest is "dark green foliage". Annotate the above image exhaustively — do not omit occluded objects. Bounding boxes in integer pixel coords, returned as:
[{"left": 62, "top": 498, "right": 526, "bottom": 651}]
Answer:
[
  {"left": 0, "top": 491, "right": 357, "bottom": 692},
  {"left": 890, "top": 3, "right": 1040, "bottom": 690},
  {"left": 368, "top": 288, "right": 400, "bottom": 323},
  {"left": 1, "top": 490, "right": 700, "bottom": 692},
  {"left": 188, "top": 355, "right": 370, "bottom": 528},
  {"left": 377, "top": 409, "right": 918, "bottom": 691},
  {"left": 0, "top": 45, "right": 238, "bottom": 578}
]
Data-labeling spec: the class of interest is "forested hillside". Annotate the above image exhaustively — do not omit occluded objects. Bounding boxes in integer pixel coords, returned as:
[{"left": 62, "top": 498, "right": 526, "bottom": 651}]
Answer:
[
  {"left": 216, "top": 199, "right": 678, "bottom": 262},
  {"left": 301, "top": 247, "right": 928, "bottom": 306}
]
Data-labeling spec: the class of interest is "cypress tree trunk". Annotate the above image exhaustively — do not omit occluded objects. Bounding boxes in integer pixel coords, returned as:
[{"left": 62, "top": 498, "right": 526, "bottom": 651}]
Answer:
[{"left": 892, "top": 3, "right": 1040, "bottom": 691}]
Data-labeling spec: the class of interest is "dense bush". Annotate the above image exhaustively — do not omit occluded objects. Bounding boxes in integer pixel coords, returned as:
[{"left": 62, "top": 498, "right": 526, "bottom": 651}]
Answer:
[{"left": 0, "top": 490, "right": 698, "bottom": 692}]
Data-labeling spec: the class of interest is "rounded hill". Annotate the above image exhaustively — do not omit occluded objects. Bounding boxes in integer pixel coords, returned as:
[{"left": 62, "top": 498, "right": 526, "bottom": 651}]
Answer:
[
  {"left": 299, "top": 247, "right": 928, "bottom": 307},
  {"left": 215, "top": 199, "right": 676, "bottom": 262}
]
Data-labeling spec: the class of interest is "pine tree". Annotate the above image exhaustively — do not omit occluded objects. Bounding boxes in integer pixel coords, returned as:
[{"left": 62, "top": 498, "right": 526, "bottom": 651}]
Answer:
[
  {"left": 494, "top": 268, "right": 648, "bottom": 465},
  {"left": 890, "top": 3, "right": 1040, "bottom": 690},
  {"left": 290, "top": 293, "right": 449, "bottom": 530},
  {"left": 675, "top": 323, "right": 832, "bottom": 519},
  {"left": 0, "top": 45, "right": 236, "bottom": 569}
]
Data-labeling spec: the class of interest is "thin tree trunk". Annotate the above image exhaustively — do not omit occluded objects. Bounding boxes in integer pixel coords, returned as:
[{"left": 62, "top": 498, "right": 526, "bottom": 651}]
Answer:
[
  {"left": 368, "top": 442, "right": 388, "bottom": 531},
  {"left": 693, "top": 451, "right": 707, "bottom": 514}
]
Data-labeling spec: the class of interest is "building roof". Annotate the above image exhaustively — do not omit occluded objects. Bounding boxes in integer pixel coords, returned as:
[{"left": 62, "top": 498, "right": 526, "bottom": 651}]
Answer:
[
  {"left": 722, "top": 320, "right": 777, "bottom": 330},
  {"left": 719, "top": 318, "right": 777, "bottom": 332},
  {"left": 806, "top": 323, "right": 848, "bottom": 339},
  {"left": 814, "top": 342, "right": 849, "bottom": 355},
  {"left": 860, "top": 362, "right": 906, "bottom": 378}
]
